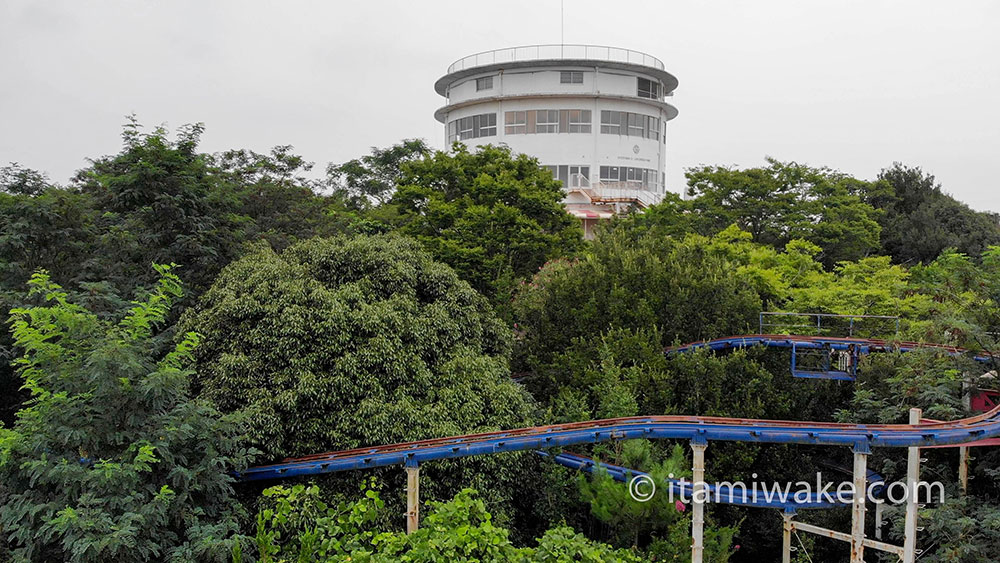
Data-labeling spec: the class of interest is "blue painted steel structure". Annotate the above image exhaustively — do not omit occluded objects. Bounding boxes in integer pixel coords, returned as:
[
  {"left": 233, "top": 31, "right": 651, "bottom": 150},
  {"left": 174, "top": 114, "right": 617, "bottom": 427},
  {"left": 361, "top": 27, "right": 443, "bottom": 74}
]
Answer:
[
  {"left": 234, "top": 405, "right": 1000, "bottom": 482},
  {"left": 540, "top": 451, "right": 885, "bottom": 511},
  {"left": 665, "top": 334, "right": 993, "bottom": 381}
]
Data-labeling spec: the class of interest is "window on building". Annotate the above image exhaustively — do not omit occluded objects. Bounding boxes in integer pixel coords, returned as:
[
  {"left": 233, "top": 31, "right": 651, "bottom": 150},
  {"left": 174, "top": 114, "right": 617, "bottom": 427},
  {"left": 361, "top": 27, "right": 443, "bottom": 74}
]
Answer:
[
  {"left": 627, "top": 113, "right": 644, "bottom": 137},
  {"left": 457, "top": 117, "right": 474, "bottom": 141},
  {"left": 566, "top": 110, "right": 591, "bottom": 133},
  {"left": 637, "top": 77, "right": 660, "bottom": 99},
  {"left": 600, "top": 110, "right": 621, "bottom": 135},
  {"left": 505, "top": 111, "right": 526, "bottom": 135},
  {"left": 535, "top": 110, "right": 559, "bottom": 133},
  {"left": 543, "top": 164, "right": 590, "bottom": 188},
  {"left": 600, "top": 110, "right": 659, "bottom": 138},
  {"left": 505, "top": 109, "right": 590, "bottom": 134},
  {"left": 473, "top": 113, "right": 496, "bottom": 137},
  {"left": 600, "top": 166, "right": 621, "bottom": 183},
  {"left": 599, "top": 166, "right": 658, "bottom": 190},
  {"left": 447, "top": 113, "right": 497, "bottom": 143},
  {"left": 560, "top": 71, "right": 584, "bottom": 84},
  {"left": 476, "top": 76, "right": 493, "bottom": 91}
]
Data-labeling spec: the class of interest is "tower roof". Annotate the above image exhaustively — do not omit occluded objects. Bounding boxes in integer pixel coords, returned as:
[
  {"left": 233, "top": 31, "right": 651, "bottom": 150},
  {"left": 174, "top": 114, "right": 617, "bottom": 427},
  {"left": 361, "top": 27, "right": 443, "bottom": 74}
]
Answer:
[{"left": 434, "top": 44, "right": 678, "bottom": 97}]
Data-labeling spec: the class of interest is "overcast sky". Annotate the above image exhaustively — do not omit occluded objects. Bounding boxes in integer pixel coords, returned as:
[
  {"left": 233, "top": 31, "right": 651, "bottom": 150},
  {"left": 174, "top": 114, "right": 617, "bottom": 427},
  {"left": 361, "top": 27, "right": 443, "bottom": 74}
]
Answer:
[{"left": 2, "top": 1, "right": 997, "bottom": 210}]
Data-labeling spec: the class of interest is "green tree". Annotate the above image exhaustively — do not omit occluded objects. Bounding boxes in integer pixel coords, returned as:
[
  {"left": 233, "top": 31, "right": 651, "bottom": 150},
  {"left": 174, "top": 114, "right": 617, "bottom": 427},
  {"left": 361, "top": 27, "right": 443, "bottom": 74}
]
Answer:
[
  {"left": 73, "top": 119, "right": 246, "bottom": 296},
  {"left": 0, "top": 163, "right": 52, "bottom": 196},
  {"left": 182, "top": 233, "right": 539, "bottom": 525},
  {"left": 511, "top": 228, "right": 766, "bottom": 388},
  {"left": 327, "top": 139, "right": 430, "bottom": 209},
  {"left": 875, "top": 163, "right": 1000, "bottom": 264},
  {"left": 678, "top": 158, "right": 884, "bottom": 265},
  {"left": 0, "top": 186, "right": 100, "bottom": 424},
  {"left": 184, "top": 233, "right": 533, "bottom": 458},
  {"left": 210, "top": 144, "right": 362, "bottom": 251},
  {"left": 0, "top": 266, "right": 253, "bottom": 562},
  {"left": 388, "top": 143, "right": 583, "bottom": 303},
  {"left": 245, "top": 484, "right": 645, "bottom": 562}
]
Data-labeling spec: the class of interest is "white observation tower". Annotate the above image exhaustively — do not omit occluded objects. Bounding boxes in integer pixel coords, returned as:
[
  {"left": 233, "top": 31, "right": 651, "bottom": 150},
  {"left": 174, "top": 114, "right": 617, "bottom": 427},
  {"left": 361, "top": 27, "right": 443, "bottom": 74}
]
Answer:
[{"left": 434, "top": 44, "right": 679, "bottom": 237}]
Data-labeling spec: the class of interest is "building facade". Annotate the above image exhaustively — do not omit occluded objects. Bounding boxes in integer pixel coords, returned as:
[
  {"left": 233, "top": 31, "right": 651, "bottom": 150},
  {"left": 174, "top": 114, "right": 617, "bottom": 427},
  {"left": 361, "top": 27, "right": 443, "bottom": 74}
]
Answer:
[{"left": 434, "top": 44, "right": 678, "bottom": 237}]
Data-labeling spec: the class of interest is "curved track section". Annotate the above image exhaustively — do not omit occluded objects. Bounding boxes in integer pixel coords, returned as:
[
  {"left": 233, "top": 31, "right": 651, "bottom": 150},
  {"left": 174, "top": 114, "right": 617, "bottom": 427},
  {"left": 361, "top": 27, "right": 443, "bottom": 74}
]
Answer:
[
  {"left": 235, "top": 404, "right": 1000, "bottom": 482},
  {"left": 665, "top": 334, "right": 993, "bottom": 363}
]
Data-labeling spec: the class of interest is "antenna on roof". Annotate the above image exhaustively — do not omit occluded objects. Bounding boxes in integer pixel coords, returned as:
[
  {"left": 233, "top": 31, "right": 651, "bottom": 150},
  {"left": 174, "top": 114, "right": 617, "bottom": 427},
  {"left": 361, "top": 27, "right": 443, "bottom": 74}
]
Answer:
[{"left": 561, "top": 0, "right": 565, "bottom": 56}]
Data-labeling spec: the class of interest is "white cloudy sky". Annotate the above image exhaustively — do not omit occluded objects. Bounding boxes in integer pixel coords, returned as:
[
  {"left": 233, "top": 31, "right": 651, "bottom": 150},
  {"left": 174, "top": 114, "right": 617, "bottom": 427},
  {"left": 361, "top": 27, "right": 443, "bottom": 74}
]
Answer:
[{"left": 2, "top": 1, "right": 998, "bottom": 210}]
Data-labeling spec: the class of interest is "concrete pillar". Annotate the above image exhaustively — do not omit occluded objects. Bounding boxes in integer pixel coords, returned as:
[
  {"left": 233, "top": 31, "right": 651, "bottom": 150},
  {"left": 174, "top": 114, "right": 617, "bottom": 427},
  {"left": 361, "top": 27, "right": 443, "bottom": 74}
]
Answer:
[
  {"left": 902, "top": 407, "right": 922, "bottom": 563},
  {"left": 874, "top": 500, "right": 885, "bottom": 540},
  {"left": 850, "top": 444, "right": 869, "bottom": 563},
  {"left": 691, "top": 440, "right": 708, "bottom": 563},
  {"left": 782, "top": 511, "right": 795, "bottom": 563},
  {"left": 959, "top": 446, "right": 970, "bottom": 495},
  {"left": 406, "top": 464, "right": 420, "bottom": 534}
]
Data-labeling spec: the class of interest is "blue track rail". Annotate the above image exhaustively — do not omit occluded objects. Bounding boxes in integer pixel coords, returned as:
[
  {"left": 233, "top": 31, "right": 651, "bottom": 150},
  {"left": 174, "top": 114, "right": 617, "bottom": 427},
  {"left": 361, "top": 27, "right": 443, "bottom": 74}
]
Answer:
[
  {"left": 234, "top": 405, "right": 1000, "bottom": 482},
  {"left": 666, "top": 334, "right": 992, "bottom": 363},
  {"left": 665, "top": 334, "right": 993, "bottom": 381},
  {"left": 541, "top": 451, "right": 885, "bottom": 511}
]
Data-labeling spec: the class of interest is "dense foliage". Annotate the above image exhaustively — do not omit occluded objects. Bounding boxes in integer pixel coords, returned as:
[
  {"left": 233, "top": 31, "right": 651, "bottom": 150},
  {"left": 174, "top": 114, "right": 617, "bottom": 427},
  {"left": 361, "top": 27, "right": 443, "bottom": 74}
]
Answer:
[
  {"left": 0, "top": 267, "right": 252, "bottom": 562},
  {"left": 244, "top": 483, "right": 644, "bottom": 563},
  {"left": 387, "top": 143, "right": 584, "bottom": 303},
  {"left": 876, "top": 163, "right": 1000, "bottom": 265},
  {"left": 5, "top": 121, "right": 1000, "bottom": 561},
  {"left": 181, "top": 234, "right": 544, "bottom": 530},
  {"left": 183, "top": 233, "right": 533, "bottom": 458}
]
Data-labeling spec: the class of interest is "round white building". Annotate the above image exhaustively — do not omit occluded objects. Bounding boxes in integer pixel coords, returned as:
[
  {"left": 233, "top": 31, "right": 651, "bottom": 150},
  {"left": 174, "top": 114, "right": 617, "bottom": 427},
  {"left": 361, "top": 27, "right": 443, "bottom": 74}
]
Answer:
[{"left": 434, "top": 44, "right": 678, "bottom": 237}]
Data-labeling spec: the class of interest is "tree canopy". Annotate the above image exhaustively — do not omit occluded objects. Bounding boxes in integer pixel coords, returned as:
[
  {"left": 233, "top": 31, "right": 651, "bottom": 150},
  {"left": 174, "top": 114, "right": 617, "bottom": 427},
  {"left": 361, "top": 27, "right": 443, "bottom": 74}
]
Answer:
[
  {"left": 6, "top": 121, "right": 1000, "bottom": 562},
  {"left": 0, "top": 266, "right": 252, "bottom": 562},
  {"left": 183, "top": 234, "right": 534, "bottom": 459},
  {"left": 386, "top": 143, "right": 584, "bottom": 303}
]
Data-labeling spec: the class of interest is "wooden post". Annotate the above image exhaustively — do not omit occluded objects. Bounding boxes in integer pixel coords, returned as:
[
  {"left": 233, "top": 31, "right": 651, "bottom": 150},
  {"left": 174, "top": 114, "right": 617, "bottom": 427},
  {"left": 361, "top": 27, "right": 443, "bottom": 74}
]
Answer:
[
  {"left": 691, "top": 440, "right": 708, "bottom": 563},
  {"left": 850, "top": 444, "right": 869, "bottom": 563},
  {"left": 405, "top": 463, "right": 420, "bottom": 534},
  {"left": 902, "top": 407, "right": 922, "bottom": 563},
  {"left": 782, "top": 511, "right": 795, "bottom": 563}
]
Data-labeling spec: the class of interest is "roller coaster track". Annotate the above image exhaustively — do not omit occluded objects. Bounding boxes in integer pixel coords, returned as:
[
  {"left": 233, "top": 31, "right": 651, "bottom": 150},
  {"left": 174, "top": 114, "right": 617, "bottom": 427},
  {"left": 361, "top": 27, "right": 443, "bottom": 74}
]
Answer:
[
  {"left": 234, "top": 403, "right": 1000, "bottom": 482},
  {"left": 665, "top": 334, "right": 994, "bottom": 363},
  {"left": 232, "top": 332, "right": 1000, "bottom": 559},
  {"left": 237, "top": 335, "right": 998, "bottom": 483},
  {"left": 539, "top": 451, "right": 884, "bottom": 510}
]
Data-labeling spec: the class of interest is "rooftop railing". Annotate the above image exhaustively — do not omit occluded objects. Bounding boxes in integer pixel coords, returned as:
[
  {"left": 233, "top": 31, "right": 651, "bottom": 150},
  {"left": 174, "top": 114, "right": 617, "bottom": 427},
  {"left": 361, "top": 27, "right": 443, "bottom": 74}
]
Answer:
[
  {"left": 580, "top": 182, "right": 662, "bottom": 208},
  {"left": 447, "top": 44, "right": 665, "bottom": 75}
]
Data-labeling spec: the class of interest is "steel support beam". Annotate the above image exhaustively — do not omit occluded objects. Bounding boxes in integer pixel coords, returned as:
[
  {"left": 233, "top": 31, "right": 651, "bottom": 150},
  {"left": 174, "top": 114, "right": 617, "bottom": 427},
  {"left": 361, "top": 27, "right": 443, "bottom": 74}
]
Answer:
[
  {"left": 691, "top": 440, "right": 708, "bottom": 563},
  {"left": 902, "top": 408, "right": 921, "bottom": 563},
  {"left": 851, "top": 445, "right": 869, "bottom": 563},
  {"left": 405, "top": 463, "right": 420, "bottom": 534}
]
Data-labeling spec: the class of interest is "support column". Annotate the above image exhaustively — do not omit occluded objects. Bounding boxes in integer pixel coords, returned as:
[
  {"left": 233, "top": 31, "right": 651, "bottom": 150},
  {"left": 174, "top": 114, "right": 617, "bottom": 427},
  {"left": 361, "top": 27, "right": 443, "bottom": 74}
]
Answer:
[
  {"left": 782, "top": 510, "right": 796, "bottom": 563},
  {"left": 405, "top": 463, "right": 420, "bottom": 534},
  {"left": 959, "top": 446, "right": 970, "bottom": 495},
  {"left": 959, "top": 378, "right": 972, "bottom": 496},
  {"left": 690, "top": 439, "right": 708, "bottom": 563},
  {"left": 850, "top": 443, "right": 869, "bottom": 563},
  {"left": 902, "top": 407, "right": 922, "bottom": 563},
  {"left": 874, "top": 500, "right": 885, "bottom": 540}
]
